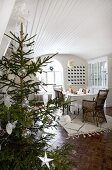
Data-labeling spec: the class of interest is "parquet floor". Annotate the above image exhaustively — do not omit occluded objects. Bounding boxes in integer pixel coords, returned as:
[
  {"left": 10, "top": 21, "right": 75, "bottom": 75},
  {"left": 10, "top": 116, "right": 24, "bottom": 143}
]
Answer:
[{"left": 53, "top": 107, "right": 112, "bottom": 170}]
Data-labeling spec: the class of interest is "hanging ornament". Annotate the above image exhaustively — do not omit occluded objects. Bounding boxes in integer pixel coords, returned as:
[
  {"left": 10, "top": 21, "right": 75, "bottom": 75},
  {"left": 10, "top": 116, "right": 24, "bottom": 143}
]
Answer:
[
  {"left": 2, "top": 86, "right": 8, "bottom": 93},
  {"left": 14, "top": 76, "right": 20, "bottom": 84},
  {"left": 22, "top": 98, "right": 29, "bottom": 107},
  {"left": 8, "top": 74, "right": 15, "bottom": 80},
  {"left": 6, "top": 122, "right": 13, "bottom": 135},
  {"left": 22, "top": 129, "right": 31, "bottom": 137},
  {"left": 6, "top": 120, "right": 17, "bottom": 135},
  {"left": 35, "top": 120, "right": 43, "bottom": 127},
  {"left": 38, "top": 152, "right": 54, "bottom": 169},
  {"left": 36, "top": 130, "right": 43, "bottom": 140},
  {"left": 27, "top": 105, "right": 32, "bottom": 112},
  {"left": 4, "top": 93, "right": 13, "bottom": 108},
  {"left": 18, "top": 68, "right": 26, "bottom": 77}
]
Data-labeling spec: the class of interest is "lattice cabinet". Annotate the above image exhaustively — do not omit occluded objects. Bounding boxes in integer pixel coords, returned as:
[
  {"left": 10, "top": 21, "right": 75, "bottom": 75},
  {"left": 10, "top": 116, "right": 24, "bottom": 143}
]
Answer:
[{"left": 67, "top": 65, "right": 86, "bottom": 85}]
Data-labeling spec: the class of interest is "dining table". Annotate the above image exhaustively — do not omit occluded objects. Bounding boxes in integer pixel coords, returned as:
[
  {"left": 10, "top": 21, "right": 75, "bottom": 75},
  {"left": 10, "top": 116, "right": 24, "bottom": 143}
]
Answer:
[{"left": 65, "top": 92, "right": 97, "bottom": 114}]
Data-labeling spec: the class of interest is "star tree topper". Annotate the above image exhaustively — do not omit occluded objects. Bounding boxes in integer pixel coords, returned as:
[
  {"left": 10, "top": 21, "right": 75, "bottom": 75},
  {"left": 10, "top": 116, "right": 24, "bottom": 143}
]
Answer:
[{"left": 38, "top": 152, "right": 53, "bottom": 169}]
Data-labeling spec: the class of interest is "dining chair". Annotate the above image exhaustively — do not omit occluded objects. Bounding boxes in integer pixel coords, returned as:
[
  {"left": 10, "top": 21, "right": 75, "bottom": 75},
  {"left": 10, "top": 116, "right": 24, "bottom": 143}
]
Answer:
[
  {"left": 82, "top": 89, "right": 109, "bottom": 126},
  {"left": 54, "top": 89, "right": 72, "bottom": 114}
]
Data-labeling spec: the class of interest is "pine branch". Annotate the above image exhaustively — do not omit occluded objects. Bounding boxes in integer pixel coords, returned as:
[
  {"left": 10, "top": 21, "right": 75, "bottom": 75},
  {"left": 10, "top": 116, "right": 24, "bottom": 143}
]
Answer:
[
  {"left": 10, "top": 31, "right": 21, "bottom": 42},
  {"left": 21, "top": 33, "right": 28, "bottom": 42},
  {"left": 24, "top": 34, "right": 36, "bottom": 42},
  {"left": 4, "top": 33, "right": 19, "bottom": 43},
  {"left": 26, "top": 41, "right": 35, "bottom": 46}
]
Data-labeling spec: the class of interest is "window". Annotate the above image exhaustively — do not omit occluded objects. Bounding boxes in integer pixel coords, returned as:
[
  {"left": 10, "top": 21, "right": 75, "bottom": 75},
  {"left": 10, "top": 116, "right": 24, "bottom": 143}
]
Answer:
[{"left": 36, "top": 59, "right": 63, "bottom": 93}]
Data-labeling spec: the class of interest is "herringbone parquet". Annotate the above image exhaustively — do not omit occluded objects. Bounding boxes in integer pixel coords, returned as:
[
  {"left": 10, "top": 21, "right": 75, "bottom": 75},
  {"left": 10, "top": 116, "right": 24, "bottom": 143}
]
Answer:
[{"left": 53, "top": 107, "right": 112, "bottom": 170}]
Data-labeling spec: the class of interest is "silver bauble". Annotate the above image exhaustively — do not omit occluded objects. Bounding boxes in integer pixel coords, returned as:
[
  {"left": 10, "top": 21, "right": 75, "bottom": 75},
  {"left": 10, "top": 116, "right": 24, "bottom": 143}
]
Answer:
[
  {"left": 6, "top": 122, "right": 13, "bottom": 135},
  {"left": 18, "top": 68, "right": 26, "bottom": 76}
]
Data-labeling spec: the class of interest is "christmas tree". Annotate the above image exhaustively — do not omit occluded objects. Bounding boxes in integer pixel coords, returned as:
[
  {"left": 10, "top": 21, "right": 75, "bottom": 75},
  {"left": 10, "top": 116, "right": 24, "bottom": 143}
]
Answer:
[{"left": 0, "top": 23, "right": 75, "bottom": 169}]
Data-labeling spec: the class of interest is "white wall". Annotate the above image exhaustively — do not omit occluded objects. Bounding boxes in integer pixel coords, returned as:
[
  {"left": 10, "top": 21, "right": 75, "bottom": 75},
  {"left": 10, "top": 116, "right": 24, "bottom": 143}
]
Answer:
[{"left": 38, "top": 54, "right": 88, "bottom": 91}]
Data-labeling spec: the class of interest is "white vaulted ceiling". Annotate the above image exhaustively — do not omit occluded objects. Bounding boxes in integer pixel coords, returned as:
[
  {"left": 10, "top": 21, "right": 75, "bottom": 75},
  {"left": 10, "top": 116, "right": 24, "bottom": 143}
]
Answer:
[{"left": 0, "top": 0, "right": 112, "bottom": 60}]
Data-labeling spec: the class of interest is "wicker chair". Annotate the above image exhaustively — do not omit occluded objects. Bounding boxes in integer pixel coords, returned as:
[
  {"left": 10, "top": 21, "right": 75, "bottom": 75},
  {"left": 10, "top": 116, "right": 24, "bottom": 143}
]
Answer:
[{"left": 82, "top": 89, "right": 109, "bottom": 126}]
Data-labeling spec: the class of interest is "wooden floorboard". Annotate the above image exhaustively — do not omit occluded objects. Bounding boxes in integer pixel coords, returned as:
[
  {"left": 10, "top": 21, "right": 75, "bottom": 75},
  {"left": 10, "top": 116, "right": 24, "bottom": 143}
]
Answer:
[{"left": 52, "top": 107, "right": 112, "bottom": 170}]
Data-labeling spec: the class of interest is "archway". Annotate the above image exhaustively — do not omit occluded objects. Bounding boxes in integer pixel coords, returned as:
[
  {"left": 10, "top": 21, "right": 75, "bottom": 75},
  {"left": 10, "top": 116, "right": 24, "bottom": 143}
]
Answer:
[{"left": 37, "top": 59, "right": 64, "bottom": 95}]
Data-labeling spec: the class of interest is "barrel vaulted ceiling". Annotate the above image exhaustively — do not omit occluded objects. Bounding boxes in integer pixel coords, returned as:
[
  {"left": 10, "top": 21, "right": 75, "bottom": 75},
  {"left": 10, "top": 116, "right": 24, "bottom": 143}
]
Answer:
[{"left": 0, "top": 0, "right": 112, "bottom": 60}]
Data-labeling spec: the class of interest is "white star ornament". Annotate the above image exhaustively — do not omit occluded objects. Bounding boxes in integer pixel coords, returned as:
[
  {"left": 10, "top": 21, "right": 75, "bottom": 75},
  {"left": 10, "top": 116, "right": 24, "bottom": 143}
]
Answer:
[{"left": 38, "top": 152, "right": 53, "bottom": 169}]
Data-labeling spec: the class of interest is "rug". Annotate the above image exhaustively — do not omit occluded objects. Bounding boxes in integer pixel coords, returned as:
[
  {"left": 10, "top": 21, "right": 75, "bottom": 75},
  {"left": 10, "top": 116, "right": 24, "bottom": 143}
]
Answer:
[{"left": 58, "top": 114, "right": 112, "bottom": 138}]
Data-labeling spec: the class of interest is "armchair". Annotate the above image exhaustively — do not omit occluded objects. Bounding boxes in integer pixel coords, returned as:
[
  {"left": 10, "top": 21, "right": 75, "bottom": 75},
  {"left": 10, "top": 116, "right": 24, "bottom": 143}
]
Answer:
[{"left": 82, "top": 89, "right": 109, "bottom": 126}]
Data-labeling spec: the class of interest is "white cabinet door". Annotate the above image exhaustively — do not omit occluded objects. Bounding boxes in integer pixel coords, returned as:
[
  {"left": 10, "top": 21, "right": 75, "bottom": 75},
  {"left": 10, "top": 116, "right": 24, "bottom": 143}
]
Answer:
[
  {"left": 88, "top": 56, "right": 112, "bottom": 107},
  {"left": 88, "top": 59, "right": 107, "bottom": 89}
]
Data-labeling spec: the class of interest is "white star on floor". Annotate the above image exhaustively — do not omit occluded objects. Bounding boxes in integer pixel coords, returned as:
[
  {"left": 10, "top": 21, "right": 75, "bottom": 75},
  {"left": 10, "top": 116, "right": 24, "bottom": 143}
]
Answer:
[{"left": 38, "top": 152, "right": 53, "bottom": 169}]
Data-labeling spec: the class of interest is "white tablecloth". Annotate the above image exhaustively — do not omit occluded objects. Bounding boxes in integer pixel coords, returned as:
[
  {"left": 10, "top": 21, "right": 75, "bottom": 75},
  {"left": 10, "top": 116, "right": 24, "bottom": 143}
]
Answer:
[{"left": 65, "top": 92, "right": 97, "bottom": 113}]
